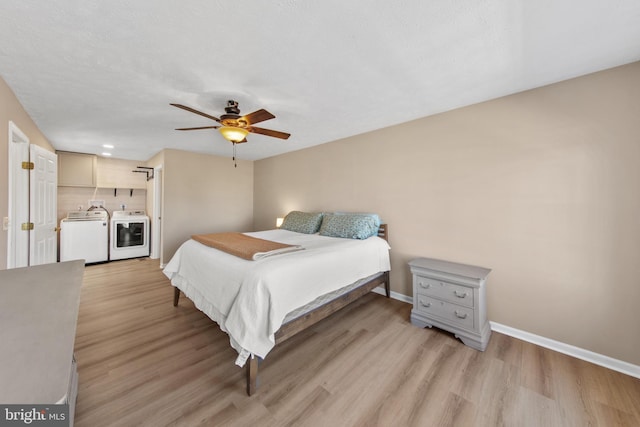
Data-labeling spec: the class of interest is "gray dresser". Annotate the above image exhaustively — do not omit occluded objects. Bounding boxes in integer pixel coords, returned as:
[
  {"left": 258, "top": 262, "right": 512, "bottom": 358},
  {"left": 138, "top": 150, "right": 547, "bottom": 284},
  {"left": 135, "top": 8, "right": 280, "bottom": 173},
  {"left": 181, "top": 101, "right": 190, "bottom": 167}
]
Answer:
[{"left": 409, "top": 257, "right": 491, "bottom": 351}]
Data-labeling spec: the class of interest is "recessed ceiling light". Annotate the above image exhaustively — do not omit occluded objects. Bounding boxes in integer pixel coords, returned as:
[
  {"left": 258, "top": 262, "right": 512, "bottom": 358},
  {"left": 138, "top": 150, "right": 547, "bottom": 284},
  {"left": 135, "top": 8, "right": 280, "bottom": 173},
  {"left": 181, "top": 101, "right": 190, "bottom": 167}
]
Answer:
[
  {"left": 101, "top": 152, "right": 112, "bottom": 156},
  {"left": 102, "top": 144, "right": 114, "bottom": 149}
]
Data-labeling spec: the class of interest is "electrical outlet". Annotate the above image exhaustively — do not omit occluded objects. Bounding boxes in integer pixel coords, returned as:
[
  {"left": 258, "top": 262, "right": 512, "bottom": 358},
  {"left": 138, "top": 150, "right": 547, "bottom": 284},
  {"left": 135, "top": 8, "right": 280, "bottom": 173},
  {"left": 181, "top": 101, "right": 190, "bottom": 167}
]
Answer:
[
  {"left": 89, "top": 199, "right": 105, "bottom": 208},
  {"left": 2, "top": 217, "right": 9, "bottom": 231}
]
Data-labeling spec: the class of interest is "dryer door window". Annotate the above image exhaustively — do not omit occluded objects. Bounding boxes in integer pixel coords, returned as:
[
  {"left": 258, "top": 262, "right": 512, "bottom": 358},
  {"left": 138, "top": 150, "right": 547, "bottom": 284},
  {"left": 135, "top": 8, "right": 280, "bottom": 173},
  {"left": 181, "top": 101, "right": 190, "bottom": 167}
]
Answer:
[{"left": 116, "top": 221, "right": 145, "bottom": 248}]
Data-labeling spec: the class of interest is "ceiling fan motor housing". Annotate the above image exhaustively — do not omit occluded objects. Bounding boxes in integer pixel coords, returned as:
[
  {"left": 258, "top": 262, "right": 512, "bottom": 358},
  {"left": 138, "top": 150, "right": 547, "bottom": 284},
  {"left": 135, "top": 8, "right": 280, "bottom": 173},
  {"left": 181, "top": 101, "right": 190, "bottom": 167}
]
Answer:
[
  {"left": 221, "top": 100, "right": 246, "bottom": 126},
  {"left": 225, "top": 100, "right": 241, "bottom": 115}
]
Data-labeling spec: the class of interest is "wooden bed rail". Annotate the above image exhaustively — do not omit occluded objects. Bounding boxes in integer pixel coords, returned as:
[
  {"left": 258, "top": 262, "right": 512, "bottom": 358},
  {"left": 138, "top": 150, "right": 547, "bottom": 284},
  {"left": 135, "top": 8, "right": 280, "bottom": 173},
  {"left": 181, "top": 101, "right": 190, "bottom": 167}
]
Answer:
[
  {"left": 247, "top": 270, "right": 390, "bottom": 395},
  {"left": 275, "top": 271, "right": 390, "bottom": 343}
]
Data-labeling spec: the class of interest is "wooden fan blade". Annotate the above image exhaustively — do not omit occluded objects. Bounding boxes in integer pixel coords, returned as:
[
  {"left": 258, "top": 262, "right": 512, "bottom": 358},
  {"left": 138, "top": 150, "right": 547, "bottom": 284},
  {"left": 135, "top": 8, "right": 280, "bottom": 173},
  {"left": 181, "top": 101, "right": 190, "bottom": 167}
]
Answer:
[
  {"left": 249, "top": 126, "right": 291, "bottom": 140},
  {"left": 170, "top": 103, "right": 221, "bottom": 123},
  {"left": 175, "top": 126, "right": 220, "bottom": 131},
  {"left": 241, "top": 109, "right": 275, "bottom": 125}
]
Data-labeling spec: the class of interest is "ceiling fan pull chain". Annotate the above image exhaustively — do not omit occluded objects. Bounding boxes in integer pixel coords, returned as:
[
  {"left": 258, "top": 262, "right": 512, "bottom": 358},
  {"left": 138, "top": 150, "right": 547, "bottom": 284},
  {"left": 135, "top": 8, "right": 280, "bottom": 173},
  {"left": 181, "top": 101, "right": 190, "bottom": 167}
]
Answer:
[{"left": 233, "top": 142, "right": 237, "bottom": 168}]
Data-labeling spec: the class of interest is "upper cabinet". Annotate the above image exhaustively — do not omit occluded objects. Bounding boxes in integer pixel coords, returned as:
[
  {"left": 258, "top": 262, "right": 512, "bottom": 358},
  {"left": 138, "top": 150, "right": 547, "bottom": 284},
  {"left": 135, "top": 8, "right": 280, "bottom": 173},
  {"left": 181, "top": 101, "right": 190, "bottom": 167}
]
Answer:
[
  {"left": 57, "top": 152, "right": 148, "bottom": 189},
  {"left": 96, "top": 157, "right": 147, "bottom": 189},
  {"left": 57, "top": 151, "right": 97, "bottom": 187}
]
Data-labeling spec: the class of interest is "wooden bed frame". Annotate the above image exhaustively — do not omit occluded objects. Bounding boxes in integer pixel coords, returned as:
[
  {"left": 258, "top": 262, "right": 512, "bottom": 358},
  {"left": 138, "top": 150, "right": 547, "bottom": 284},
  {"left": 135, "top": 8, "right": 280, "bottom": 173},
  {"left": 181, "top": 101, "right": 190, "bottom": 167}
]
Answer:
[{"left": 172, "top": 224, "right": 390, "bottom": 396}]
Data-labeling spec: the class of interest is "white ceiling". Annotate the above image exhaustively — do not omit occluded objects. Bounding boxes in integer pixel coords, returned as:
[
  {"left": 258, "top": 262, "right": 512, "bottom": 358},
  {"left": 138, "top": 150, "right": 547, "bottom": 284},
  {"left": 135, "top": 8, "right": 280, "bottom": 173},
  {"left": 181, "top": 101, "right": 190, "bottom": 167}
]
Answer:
[{"left": 1, "top": 1, "right": 639, "bottom": 161}]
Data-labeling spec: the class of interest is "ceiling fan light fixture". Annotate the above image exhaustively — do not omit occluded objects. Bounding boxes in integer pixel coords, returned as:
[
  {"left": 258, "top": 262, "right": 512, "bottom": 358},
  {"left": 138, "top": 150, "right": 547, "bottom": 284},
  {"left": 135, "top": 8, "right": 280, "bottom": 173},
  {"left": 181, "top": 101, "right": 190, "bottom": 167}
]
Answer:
[{"left": 219, "top": 126, "right": 249, "bottom": 143}]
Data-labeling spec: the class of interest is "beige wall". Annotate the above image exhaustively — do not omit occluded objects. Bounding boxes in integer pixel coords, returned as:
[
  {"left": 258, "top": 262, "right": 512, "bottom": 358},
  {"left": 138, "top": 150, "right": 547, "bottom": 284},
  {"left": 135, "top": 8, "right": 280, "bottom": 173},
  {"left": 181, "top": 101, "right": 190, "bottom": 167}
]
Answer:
[
  {"left": 159, "top": 149, "right": 254, "bottom": 263},
  {"left": 57, "top": 187, "right": 147, "bottom": 224},
  {"left": 0, "top": 76, "right": 55, "bottom": 270},
  {"left": 254, "top": 62, "right": 640, "bottom": 365}
]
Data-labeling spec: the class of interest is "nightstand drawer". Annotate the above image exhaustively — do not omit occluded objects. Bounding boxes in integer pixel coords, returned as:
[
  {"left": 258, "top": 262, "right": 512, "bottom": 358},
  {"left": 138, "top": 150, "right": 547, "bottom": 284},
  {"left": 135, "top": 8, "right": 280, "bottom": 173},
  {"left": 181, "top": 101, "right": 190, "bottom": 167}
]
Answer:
[
  {"left": 414, "top": 295, "right": 474, "bottom": 329},
  {"left": 415, "top": 276, "right": 474, "bottom": 308}
]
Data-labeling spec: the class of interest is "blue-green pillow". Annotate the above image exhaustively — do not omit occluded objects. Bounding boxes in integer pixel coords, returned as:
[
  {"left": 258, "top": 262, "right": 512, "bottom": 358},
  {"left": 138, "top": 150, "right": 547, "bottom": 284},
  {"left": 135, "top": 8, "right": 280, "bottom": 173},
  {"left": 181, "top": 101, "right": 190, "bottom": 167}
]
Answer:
[
  {"left": 319, "top": 213, "right": 379, "bottom": 239},
  {"left": 333, "top": 212, "right": 381, "bottom": 228},
  {"left": 280, "top": 211, "right": 323, "bottom": 234}
]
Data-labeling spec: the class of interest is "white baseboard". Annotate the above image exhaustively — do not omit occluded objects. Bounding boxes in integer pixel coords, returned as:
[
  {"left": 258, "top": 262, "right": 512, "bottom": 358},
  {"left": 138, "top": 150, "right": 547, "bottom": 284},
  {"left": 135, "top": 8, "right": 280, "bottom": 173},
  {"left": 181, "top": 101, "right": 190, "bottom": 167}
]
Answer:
[
  {"left": 372, "top": 286, "right": 413, "bottom": 304},
  {"left": 490, "top": 322, "right": 640, "bottom": 379},
  {"left": 374, "top": 287, "right": 640, "bottom": 379}
]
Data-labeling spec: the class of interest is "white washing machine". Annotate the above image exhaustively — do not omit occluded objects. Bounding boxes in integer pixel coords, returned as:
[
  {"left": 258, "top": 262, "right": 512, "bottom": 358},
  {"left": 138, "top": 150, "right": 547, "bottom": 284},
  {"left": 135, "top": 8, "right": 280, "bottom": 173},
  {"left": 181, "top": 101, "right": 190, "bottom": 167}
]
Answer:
[
  {"left": 60, "top": 210, "right": 109, "bottom": 263},
  {"left": 110, "top": 210, "right": 150, "bottom": 260}
]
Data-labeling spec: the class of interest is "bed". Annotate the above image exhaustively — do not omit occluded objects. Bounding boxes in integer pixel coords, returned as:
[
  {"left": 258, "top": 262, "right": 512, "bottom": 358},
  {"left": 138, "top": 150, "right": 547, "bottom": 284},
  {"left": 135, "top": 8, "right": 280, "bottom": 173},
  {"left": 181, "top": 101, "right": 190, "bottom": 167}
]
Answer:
[{"left": 163, "top": 211, "right": 391, "bottom": 395}]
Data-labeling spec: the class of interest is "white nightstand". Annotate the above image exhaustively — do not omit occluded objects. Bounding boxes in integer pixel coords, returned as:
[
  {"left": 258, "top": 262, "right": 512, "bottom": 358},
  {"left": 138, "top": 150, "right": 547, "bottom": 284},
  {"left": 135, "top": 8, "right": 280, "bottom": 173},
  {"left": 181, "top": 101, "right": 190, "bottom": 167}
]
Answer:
[{"left": 409, "top": 257, "right": 492, "bottom": 351}]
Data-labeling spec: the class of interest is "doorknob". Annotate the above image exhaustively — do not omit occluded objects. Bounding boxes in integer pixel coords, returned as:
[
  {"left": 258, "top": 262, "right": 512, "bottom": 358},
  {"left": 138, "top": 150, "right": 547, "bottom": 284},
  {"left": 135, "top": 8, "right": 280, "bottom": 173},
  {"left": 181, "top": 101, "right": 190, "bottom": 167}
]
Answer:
[{"left": 54, "top": 226, "right": 61, "bottom": 232}]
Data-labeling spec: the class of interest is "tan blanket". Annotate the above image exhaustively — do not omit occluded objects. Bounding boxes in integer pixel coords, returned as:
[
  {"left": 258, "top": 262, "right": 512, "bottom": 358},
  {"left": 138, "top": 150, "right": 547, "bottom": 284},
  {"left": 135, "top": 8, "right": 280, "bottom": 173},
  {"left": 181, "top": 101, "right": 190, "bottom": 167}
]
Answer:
[{"left": 192, "top": 232, "right": 303, "bottom": 261}]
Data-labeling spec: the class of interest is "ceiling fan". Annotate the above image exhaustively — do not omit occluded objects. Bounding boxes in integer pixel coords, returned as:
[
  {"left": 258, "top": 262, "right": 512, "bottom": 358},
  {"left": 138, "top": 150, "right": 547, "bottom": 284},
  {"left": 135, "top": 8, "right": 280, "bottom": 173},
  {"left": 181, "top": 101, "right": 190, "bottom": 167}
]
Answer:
[{"left": 170, "top": 100, "right": 290, "bottom": 144}]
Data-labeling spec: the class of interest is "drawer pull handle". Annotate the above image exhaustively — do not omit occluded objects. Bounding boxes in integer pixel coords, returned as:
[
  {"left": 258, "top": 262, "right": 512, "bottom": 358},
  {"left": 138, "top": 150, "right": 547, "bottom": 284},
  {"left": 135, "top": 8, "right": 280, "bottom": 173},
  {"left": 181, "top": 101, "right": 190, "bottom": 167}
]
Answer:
[
  {"left": 454, "top": 311, "right": 468, "bottom": 319},
  {"left": 420, "top": 300, "right": 431, "bottom": 308},
  {"left": 419, "top": 282, "right": 431, "bottom": 289},
  {"left": 453, "top": 290, "right": 468, "bottom": 298}
]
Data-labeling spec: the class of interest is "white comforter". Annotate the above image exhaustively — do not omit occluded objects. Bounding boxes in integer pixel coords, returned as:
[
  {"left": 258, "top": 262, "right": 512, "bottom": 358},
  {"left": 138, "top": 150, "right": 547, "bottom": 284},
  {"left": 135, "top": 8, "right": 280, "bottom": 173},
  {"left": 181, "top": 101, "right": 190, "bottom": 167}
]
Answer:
[{"left": 163, "top": 229, "right": 390, "bottom": 366}]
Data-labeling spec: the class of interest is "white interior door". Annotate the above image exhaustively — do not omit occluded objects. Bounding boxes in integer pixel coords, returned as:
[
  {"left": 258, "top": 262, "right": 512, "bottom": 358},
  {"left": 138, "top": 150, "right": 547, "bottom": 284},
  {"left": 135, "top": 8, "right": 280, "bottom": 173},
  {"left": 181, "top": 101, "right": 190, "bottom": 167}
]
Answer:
[
  {"left": 7, "top": 121, "right": 30, "bottom": 269},
  {"left": 29, "top": 145, "right": 58, "bottom": 265}
]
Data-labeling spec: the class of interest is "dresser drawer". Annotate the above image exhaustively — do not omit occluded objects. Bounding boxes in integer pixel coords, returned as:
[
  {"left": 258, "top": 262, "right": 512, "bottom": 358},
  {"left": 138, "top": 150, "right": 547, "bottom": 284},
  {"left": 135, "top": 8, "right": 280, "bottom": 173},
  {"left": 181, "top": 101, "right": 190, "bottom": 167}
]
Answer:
[
  {"left": 414, "top": 295, "right": 474, "bottom": 329},
  {"left": 415, "top": 276, "right": 474, "bottom": 308}
]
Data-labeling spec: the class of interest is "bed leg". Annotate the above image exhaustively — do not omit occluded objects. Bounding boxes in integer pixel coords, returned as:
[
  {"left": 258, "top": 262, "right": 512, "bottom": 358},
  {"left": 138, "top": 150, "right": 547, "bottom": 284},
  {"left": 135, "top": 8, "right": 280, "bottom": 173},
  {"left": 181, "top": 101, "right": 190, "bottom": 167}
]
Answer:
[
  {"left": 173, "top": 287, "right": 180, "bottom": 306},
  {"left": 384, "top": 271, "right": 391, "bottom": 298},
  {"left": 246, "top": 355, "right": 259, "bottom": 396}
]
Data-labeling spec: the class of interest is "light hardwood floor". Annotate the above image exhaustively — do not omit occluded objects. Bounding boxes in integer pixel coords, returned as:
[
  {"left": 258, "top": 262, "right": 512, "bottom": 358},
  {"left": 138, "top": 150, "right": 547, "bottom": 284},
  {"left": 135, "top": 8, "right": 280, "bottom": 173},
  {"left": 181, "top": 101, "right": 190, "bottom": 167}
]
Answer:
[{"left": 74, "top": 258, "right": 640, "bottom": 426}]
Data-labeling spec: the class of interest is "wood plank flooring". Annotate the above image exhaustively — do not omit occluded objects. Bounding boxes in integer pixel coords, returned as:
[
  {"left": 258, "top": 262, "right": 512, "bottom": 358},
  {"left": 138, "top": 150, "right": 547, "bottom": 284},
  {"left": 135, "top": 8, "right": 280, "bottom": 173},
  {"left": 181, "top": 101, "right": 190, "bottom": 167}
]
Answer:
[{"left": 74, "top": 258, "right": 640, "bottom": 426}]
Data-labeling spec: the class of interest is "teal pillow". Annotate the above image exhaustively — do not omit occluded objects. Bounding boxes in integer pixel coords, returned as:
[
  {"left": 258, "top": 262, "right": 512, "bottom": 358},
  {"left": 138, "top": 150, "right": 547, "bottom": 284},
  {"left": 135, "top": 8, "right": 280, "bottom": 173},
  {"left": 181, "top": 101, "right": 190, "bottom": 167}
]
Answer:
[
  {"left": 319, "top": 213, "right": 379, "bottom": 239},
  {"left": 332, "top": 212, "right": 381, "bottom": 228},
  {"left": 280, "top": 211, "right": 323, "bottom": 234}
]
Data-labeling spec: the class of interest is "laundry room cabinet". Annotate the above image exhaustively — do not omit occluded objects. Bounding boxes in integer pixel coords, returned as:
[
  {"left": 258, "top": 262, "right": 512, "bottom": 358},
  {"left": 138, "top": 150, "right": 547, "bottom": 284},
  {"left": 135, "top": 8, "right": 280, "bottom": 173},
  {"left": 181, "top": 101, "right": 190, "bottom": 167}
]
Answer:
[
  {"left": 57, "top": 151, "right": 97, "bottom": 187},
  {"left": 57, "top": 152, "right": 147, "bottom": 189}
]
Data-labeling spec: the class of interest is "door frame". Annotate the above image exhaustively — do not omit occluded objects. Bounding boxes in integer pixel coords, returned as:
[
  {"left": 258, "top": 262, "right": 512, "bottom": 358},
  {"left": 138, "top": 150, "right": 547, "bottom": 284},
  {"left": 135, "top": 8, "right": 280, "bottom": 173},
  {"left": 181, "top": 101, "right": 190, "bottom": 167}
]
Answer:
[
  {"left": 151, "top": 164, "right": 163, "bottom": 264},
  {"left": 7, "top": 121, "right": 30, "bottom": 268}
]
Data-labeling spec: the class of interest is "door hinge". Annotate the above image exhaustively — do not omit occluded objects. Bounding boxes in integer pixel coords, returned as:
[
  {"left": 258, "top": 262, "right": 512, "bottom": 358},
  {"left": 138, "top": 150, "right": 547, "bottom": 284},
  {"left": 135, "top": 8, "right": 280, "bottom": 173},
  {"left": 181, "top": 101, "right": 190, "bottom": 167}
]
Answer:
[
  {"left": 22, "top": 161, "right": 34, "bottom": 170},
  {"left": 21, "top": 222, "right": 34, "bottom": 231}
]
